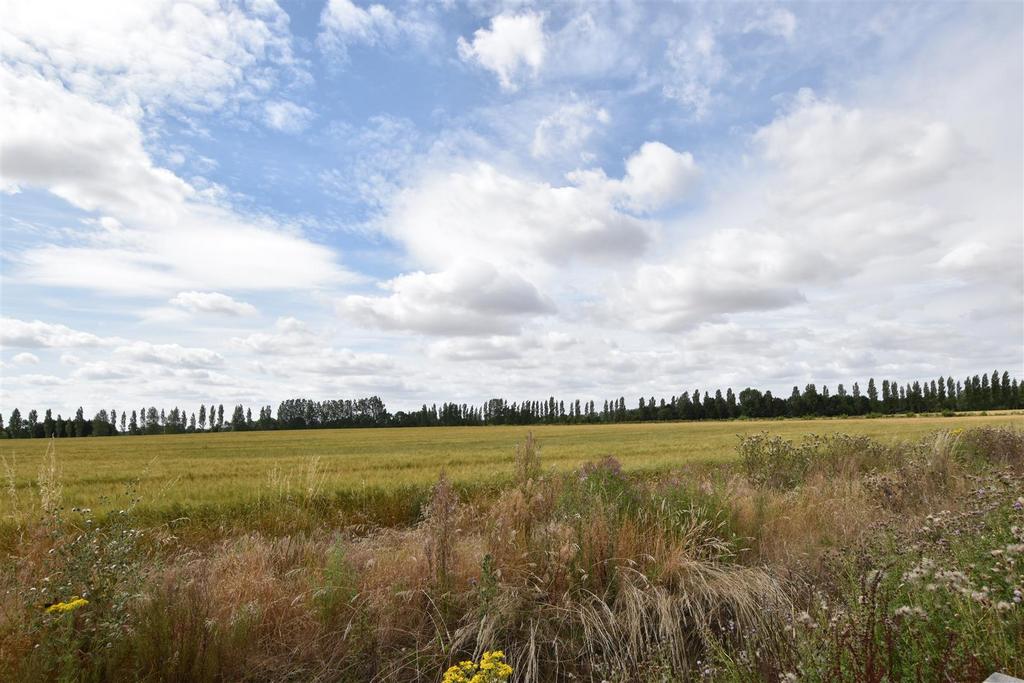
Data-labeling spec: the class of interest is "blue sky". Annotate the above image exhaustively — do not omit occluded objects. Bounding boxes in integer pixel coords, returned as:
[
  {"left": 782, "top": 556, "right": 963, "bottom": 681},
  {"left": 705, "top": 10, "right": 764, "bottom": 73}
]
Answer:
[{"left": 1, "top": 0, "right": 1022, "bottom": 415}]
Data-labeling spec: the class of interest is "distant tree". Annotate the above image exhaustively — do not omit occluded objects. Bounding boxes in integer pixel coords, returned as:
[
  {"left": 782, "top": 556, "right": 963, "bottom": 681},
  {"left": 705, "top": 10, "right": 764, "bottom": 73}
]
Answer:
[
  {"left": 92, "top": 410, "right": 112, "bottom": 437},
  {"left": 120, "top": 411, "right": 127, "bottom": 433},
  {"left": 8, "top": 408, "right": 23, "bottom": 438},
  {"left": 43, "top": 409, "right": 55, "bottom": 438},
  {"left": 198, "top": 404, "right": 207, "bottom": 431},
  {"left": 217, "top": 404, "right": 224, "bottom": 429},
  {"left": 27, "top": 409, "right": 39, "bottom": 438},
  {"left": 73, "top": 407, "right": 87, "bottom": 437},
  {"left": 129, "top": 410, "right": 138, "bottom": 434},
  {"left": 145, "top": 407, "right": 160, "bottom": 434},
  {"left": 231, "top": 405, "right": 246, "bottom": 431}
]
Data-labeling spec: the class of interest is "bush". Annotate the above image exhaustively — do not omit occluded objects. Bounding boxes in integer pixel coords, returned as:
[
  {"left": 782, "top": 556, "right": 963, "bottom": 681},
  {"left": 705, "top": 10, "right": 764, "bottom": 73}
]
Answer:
[{"left": 739, "top": 433, "right": 811, "bottom": 490}]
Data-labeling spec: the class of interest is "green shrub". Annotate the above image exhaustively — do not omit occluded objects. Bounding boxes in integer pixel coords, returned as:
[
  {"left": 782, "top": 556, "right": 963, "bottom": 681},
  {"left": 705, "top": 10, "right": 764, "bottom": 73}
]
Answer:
[{"left": 739, "top": 433, "right": 811, "bottom": 489}]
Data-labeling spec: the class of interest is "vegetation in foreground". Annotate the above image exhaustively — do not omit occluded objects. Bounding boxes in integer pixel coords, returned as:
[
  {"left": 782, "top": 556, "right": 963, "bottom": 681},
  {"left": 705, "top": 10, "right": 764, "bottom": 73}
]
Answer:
[{"left": 1, "top": 427, "right": 1022, "bottom": 681}]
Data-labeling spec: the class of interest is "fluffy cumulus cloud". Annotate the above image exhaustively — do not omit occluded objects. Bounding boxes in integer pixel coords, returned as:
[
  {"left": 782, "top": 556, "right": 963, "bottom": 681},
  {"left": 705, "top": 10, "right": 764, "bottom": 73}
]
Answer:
[
  {"left": 609, "top": 229, "right": 827, "bottom": 332},
  {"left": 565, "top": 141, "right": 700, "bottom": 213},
  {"left": 340, "top": 263, "right": 553, "bottom": 336},
  {"left": 1, "top": 318, "right": 111, "bottom": 348},
  {"left": 169, "top": 291, "right": 258, "bottom": 317},
  {"left": 617, "top": 142, "right": 701, "bottom": 212},
  {"left": 754, "top": 90, "right": 960, "bottom": 212},
  {"left": 382, "top": 144, "right": 698, "bottom": 275},
  {"left": 458, "top": 12, "right": 546, "bottom": 91}
]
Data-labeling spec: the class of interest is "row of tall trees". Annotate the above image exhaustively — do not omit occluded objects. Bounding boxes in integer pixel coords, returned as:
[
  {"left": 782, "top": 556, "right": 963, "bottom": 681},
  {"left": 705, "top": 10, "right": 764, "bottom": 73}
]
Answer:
[{"left": 2, "top": 370, "right": 1021, "bottom": 438}]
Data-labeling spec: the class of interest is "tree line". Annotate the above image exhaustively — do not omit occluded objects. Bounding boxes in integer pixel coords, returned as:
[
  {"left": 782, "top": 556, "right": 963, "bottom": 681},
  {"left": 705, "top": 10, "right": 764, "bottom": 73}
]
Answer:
[{"left": 1, "top": 370, "right": 1021, "bottom": 438}]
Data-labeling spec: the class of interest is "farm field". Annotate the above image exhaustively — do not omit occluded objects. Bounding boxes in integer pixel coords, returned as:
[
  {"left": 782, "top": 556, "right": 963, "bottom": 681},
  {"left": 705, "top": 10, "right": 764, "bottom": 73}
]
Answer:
[
  {"left": 3, "top": 412, "right": 1021, "bottom": 514},
  {"left": 4, "top": 418, "right": 1023, "bottom": 681}
]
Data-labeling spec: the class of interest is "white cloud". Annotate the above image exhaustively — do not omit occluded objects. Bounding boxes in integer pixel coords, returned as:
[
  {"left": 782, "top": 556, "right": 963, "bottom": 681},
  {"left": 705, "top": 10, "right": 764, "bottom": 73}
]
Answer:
[
  {"left": 233, "top": 317, "right": 318, "bottom": 356},
  {"left": 170, "top": 291, "right": 258, "bottom": 316},
  {"left": 7, "top": 373, "right": 69, "bottom": 386},
  {"left": 428, "top": 335, "right": 531, "bottom": 361},
  {"left": 366, "top": 142, "right": 698, "bottom": 338},
  {"left": 385, "top": 159, "right": 658, "bottom": 276},
  {"left": 566, "top": 141, "right": 701, "bottom": 213},
  {"left": 603, "top": 90, "right": 978, "bottom": 332},
  {"left": 263, "top": 100, "right": 314, "bottom": 133},
  {"left": 744, "top": 8, "right": 797, "bottom": 41},
  {"left": 531, "top": 98, "right": 609, "bottom": 160},
  {"left": 428, "top": 330, "right": 578, "bottom": 362},
  {"left": 1, "top": 67, "right": 350, "bottom": 294},
  {"left": 0, "top": 318, "right": 110, "bottom": 348},
  {"left": 320, "top": 114, "right": 422, "bottom": 210},
  {"left": 662, "top": 26, "right": 727, "bottom": 119},
  {"left": 458, "top": 12, "right": 546, "bottom": 91},
  {"left": 618, "top": 142, "right": 700, "bottom": 212},
  {"left": 114, "top": 341, "right": 224, "bottom": 369},
  {"left": 317, "top": 0, "right": 436, "bottom": 61},
  {"left": 72, "top": 361, "right": 135, "bottom": 381},
  {"left": 754, "top": 90, "right": 960, "bottom": 213},
  {"left": 0, "top": 0, "right": 302, "bottom": 113},
  {"left": 12, "top": 352, "right": 40, "bottom": 365},
  {"left": 340, "top": 263, "right": 553, "bottom": 336},
  {"left": 609, "top": 230, "right": 822, "bottom": 332},
  {"left": 235, "top": 316, "right": 395, "bottom": 376},
  {"left": 273, "top": 348, "right": 394, "bottom": 377}
]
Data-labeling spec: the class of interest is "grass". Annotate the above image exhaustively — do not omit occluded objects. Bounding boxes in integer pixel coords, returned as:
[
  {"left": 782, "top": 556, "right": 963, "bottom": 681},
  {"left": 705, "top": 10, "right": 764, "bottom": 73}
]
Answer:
[
  {"left": 2, "top": 413, "right": 1021, "bottom": 517},
  {"left": 1, "top": 424, "right": 1022, "bottom": 681}
]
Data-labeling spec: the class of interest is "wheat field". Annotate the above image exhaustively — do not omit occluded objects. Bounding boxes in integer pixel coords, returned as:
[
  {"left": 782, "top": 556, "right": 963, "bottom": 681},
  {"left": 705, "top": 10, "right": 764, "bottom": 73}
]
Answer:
[{"left": 3, "top": 412, "right": 1021, "bottom": 514}]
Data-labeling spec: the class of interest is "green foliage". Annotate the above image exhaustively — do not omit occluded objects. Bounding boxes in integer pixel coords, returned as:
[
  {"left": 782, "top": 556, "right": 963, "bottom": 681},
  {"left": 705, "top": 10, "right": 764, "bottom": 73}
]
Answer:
[{"left": 740, "top": 433, "right": 811, "bottom": 489}]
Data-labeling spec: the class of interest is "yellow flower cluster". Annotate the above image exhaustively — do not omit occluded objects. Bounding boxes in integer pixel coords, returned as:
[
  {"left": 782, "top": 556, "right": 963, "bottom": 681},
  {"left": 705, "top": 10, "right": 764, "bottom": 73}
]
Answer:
[
  {"left": 442, "top": 650, "right": 513, "bottom": 683},
  {"left": 45, "top": 597, "right": 89, "bottom": 614}
]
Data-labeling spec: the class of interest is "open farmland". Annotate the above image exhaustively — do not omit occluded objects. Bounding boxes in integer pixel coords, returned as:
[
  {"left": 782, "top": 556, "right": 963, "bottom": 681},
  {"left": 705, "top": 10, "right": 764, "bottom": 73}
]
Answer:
[
  {"left": 2, "top": 412, "right": 1021, "bottom": 515},
  {"left": 3, "top": 420, "right": 1023, "bottom": 681}
]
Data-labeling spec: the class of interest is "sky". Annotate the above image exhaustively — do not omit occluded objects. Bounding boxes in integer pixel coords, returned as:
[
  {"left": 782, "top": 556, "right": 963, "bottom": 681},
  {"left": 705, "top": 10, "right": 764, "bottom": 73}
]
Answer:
[{"left": 1, "top": 0, "right": 1022, "bottom": 416}]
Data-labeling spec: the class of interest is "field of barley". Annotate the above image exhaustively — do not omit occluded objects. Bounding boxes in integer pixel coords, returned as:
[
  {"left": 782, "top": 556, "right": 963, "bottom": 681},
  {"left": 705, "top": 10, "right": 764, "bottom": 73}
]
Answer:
[{"left": 2, "top": 412, "right": 1021, "bottom": 514}]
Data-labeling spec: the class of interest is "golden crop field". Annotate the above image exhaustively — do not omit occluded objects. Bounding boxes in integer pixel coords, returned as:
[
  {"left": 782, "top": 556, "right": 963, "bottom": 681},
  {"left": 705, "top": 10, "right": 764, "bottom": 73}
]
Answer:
[{"left": 3, "top": 412, "right": 1021, "bottom": 514}]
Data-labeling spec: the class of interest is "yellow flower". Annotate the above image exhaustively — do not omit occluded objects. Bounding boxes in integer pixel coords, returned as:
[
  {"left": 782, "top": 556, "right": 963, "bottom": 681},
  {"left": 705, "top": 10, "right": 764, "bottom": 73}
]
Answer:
[
  {"left": 443, "top": 651, "right": 512, "bottom": 683},
  {"left": 45, "top": 597, "right": 89, "bottom": 614}
]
